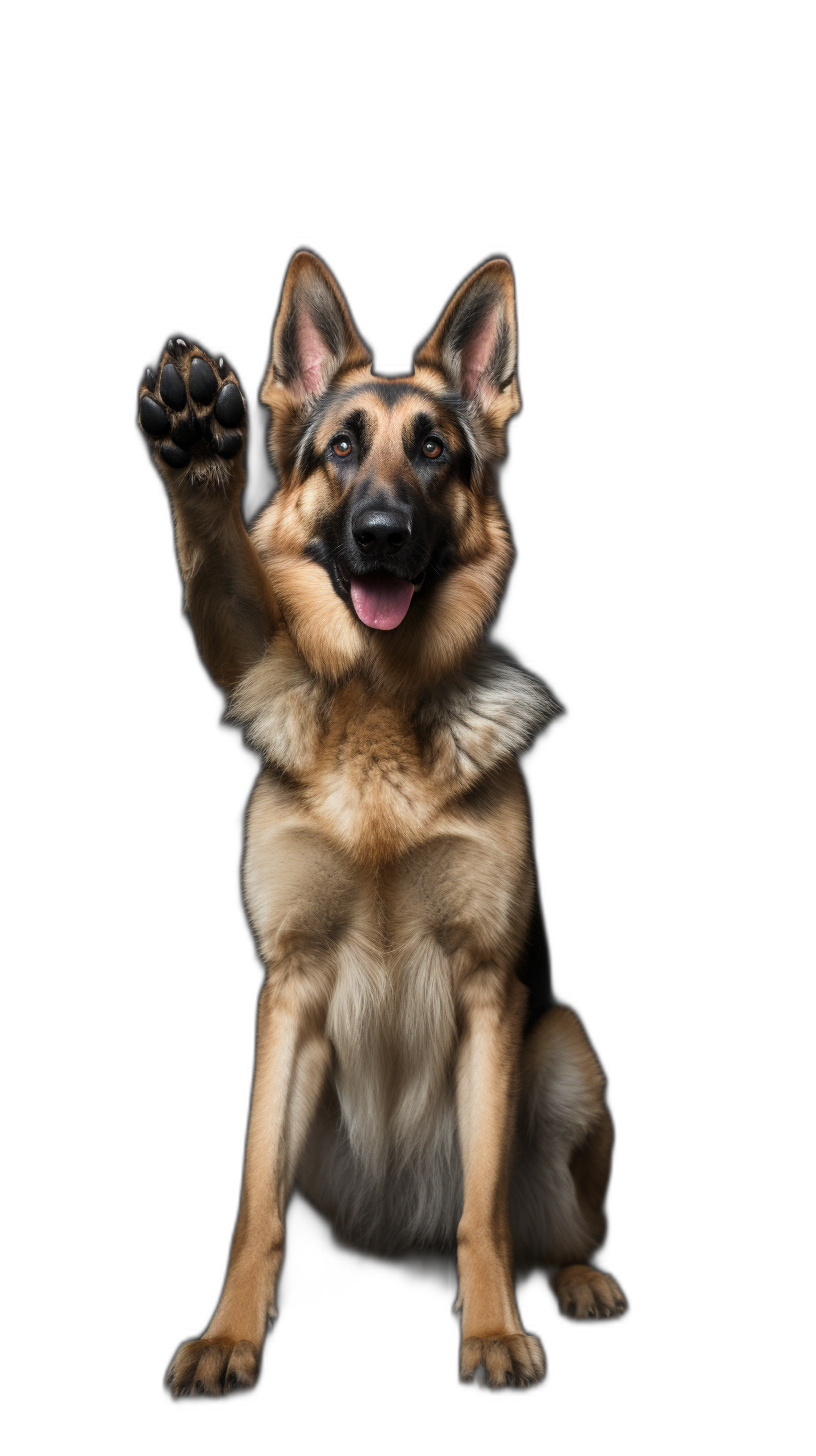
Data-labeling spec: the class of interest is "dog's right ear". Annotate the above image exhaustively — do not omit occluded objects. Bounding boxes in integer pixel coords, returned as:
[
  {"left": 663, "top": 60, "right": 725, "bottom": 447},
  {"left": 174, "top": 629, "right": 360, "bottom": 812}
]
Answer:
[{"left": 261, "top": 252, "right": 371, "bottom": 409}]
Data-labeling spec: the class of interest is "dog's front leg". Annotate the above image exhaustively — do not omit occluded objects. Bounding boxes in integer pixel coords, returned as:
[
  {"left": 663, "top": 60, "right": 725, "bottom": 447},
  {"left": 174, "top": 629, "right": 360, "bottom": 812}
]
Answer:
[
  {"left": 138, "top": 341, "right": 278, "bottom": 690},
  {"left": 455, "top": 972, "right": 546, "bottom": 1388},
  {"left": 165, "top": 975, "right": 330, "bottom": 1396}
]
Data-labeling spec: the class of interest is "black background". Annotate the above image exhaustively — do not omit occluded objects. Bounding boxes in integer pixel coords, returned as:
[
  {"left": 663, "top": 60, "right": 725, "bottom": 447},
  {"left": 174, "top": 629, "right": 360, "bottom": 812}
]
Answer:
[{"left": 92, "top": 179, "right": 699, "bottom": 1432}]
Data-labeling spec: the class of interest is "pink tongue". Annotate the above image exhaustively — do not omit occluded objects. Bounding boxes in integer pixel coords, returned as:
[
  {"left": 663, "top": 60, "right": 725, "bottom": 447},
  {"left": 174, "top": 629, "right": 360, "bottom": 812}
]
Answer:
[{"left": 350, "top": 572, "right": 415, "bottom": 630}]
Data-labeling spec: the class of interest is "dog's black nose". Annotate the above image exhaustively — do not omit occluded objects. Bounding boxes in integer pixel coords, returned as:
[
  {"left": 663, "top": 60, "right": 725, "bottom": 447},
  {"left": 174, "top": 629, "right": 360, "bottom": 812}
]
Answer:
[{"left": 352, "top": 506, "right": 412, "bottom": 556}]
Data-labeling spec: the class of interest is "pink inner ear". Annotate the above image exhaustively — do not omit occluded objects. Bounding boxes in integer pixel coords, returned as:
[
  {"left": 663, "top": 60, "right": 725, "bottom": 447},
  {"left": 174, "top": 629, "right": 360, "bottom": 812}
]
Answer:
[
  {"left": 297, "top": 309, "right": 329, "bottom": 395},
  {"left": 460, "top": 308, "right": 498, "bottom": 399}
]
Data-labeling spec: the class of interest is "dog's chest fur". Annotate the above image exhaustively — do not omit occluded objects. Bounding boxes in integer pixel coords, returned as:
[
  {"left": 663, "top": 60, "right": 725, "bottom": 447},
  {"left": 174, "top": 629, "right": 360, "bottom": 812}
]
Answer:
[
  {"left": 239, "top": 634, "right": 558, "bottom": 1212},
  {"left": 232, "top": 634, "right": 560, "bottom": 862}
]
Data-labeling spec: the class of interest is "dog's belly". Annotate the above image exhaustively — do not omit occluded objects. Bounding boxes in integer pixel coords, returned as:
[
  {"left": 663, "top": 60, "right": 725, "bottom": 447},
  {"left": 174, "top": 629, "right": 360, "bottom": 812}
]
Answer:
[
  {"left": 298, "top": 1076, "right": 462, "bottom": 1254},
  {"left": 301, "top": 919, "right": 463, "bottom": 1252},
  {"left": 295, "top": 1007, "right": 603, "bottom": 1281}
]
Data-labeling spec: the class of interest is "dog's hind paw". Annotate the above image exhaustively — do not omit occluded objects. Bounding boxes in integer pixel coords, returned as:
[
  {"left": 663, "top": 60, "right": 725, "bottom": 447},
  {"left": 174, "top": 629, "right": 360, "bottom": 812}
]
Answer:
[
  {"left": 138, "top": 339, "right": 247, "bottom": 489},
  {"left": 460, "top": 1331, "right": 546, "bottom": 1388},
  {"left": 552, "top": 1264, "right": 628, "bottom": 1319},
  {"left": 165, "top": 1334, "right": 260, "bottom": 1397}
]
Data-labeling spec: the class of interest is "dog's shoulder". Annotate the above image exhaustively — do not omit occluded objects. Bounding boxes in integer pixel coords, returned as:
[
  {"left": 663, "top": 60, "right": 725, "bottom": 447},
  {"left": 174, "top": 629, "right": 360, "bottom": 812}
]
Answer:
[
  {"left": 414, "top": 644, "right": 563, "bottom": 793},
  {"left": 229, "top": 632, "right": 334, "bottom": 781}
]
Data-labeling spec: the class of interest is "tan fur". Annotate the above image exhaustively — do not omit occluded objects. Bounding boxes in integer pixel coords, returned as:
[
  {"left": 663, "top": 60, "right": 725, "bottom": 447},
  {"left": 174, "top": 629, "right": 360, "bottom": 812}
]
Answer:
[{"left": 139, "top": 252, "right": 625, "bottom": 1396}]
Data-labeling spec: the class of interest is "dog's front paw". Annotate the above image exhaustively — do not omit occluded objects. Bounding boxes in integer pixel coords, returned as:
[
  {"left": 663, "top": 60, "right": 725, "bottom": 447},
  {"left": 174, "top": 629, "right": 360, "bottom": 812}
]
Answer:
[
  {"left": 165, "top": 1334, "right": 260, "bottom": 1397},
  {"left": 138, "top": 339, "right": 247, "bottom": 489},
  {"left": 460, "top": 1331, "right": 546, "bottom": 1388}
]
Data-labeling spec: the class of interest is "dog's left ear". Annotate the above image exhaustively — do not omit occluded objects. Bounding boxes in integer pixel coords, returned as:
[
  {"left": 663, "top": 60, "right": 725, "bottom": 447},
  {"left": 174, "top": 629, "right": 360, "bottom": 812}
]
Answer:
[{"left": 413, "top": 258, "right": 520, "bottom": 429}]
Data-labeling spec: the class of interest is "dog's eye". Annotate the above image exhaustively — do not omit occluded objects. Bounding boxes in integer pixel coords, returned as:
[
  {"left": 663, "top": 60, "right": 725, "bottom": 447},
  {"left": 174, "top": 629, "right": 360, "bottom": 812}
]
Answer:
[
  {"left": 422, "top": 437, "right": 443, "bottom": 459},
  {"left": 332, "top": 435, "right": 352, "bottom": 458}
]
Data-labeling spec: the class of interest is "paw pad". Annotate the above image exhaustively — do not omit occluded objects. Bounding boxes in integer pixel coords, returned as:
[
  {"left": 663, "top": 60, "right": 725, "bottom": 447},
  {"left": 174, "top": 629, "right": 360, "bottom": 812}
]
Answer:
[
  {"left": 140, "top": 395, "right": 168, "bottom": 437},
  {"left": 215, "top": 382, "right": 243, "bottom": 427},
  {"left": 138, "top": 340, "right": 246, "bottom": 475},
  {"left": 160, "top": 362, "right": 186, "bottom": 410},
  {"left": 189, "top": 356, "right": 218, "bottom": 403}
]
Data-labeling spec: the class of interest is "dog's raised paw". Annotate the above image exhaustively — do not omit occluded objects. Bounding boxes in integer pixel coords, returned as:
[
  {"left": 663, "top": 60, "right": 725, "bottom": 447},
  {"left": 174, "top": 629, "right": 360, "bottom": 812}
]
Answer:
[
  {"left": 460, "top": 1332, "right": 546, "bottom": 1389},
  {"left": 165, "top": 1335, "right": 259, "bottom": 1397},
  {"left": 138, "top": 341, "right": 246, "bottom": 485}
]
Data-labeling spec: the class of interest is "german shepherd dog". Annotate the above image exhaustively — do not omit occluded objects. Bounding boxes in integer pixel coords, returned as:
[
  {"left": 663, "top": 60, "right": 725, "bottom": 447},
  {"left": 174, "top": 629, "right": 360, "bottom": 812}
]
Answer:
[{"left": 138, "top": 251, "right": 626, "bottom": 1394}]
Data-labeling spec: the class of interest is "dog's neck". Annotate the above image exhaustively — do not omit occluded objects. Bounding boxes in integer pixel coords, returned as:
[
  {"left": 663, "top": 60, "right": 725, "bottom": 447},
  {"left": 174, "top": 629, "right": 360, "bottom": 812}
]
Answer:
[{"left": 229, "top": 630, "right": 559, "bottom": 863}]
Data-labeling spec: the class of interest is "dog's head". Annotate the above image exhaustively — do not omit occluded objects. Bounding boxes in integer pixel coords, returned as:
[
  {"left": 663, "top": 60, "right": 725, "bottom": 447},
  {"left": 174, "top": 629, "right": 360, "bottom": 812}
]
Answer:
[{"left": 256, "top": 251, "right": 520, "bottom": 689}]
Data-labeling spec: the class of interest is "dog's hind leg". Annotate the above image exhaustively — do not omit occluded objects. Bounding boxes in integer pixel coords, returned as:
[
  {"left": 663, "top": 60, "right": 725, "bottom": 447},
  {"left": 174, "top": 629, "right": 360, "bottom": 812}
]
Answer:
[
  {"left": 511, "top": 1005, "right": 628, "bottom": 1319},
  {"left": 552, "top": 1096, "right": 627, "bottom": 1319}
]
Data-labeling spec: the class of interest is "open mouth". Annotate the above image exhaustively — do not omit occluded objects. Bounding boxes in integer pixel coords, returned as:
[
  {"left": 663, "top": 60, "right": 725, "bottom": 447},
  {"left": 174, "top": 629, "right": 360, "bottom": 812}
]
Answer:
[{"left": 335, "top": 564, "right": 427, "bottom": 630}]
